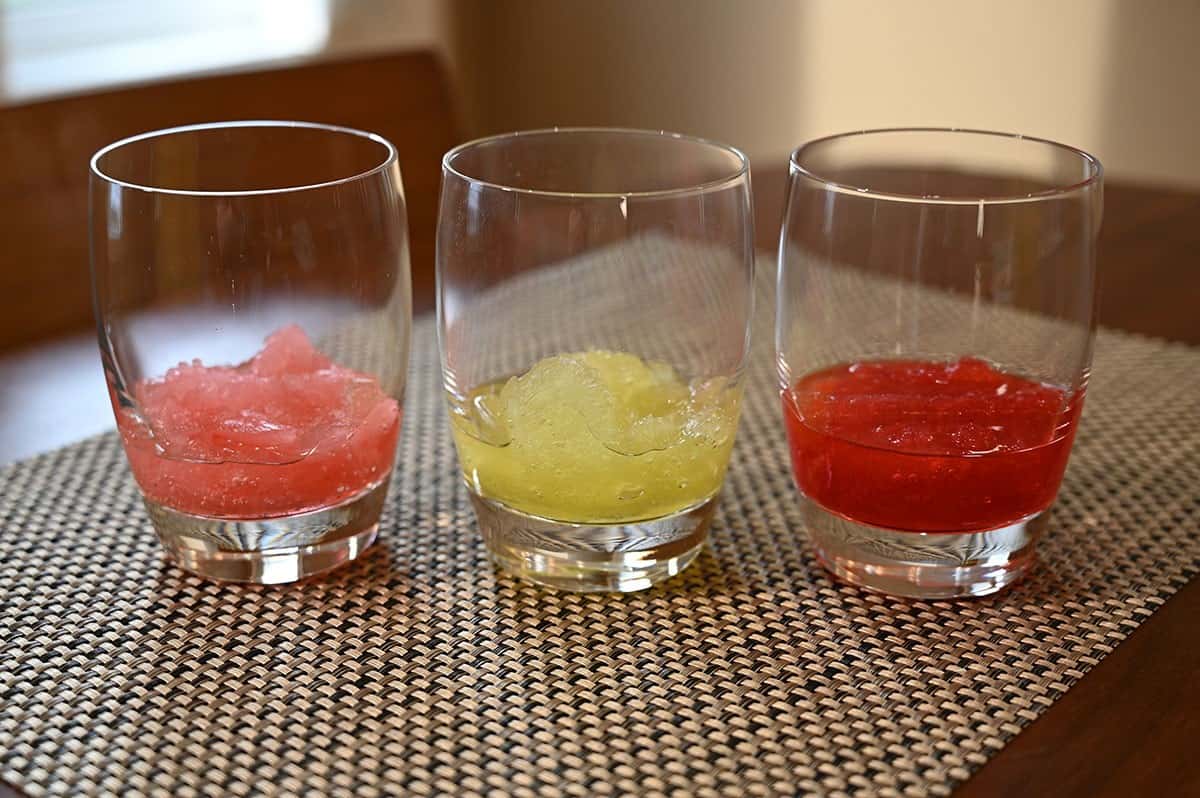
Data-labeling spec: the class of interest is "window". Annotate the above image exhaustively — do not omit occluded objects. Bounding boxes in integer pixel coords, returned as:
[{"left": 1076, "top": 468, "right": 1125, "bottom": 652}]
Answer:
[{"left": 0, "top": 0, "right": 330, "bottom": 103}]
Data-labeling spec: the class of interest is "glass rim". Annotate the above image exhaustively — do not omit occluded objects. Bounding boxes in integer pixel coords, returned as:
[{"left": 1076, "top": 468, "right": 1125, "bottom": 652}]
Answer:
[
  {"left": 441, "top": 126, "right": 751, "bottom": 199},
  {"left": 788, "top": 127, "right": 1104, "bottom": 206},
  {"left": 89, "top": 120, "right": 398, "bottom": 197}
]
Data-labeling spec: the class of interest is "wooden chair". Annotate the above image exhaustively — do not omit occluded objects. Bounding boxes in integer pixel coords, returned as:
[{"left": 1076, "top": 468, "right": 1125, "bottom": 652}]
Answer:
[{"left": 0, "top": 50, "right": 459, "bottom": 352}]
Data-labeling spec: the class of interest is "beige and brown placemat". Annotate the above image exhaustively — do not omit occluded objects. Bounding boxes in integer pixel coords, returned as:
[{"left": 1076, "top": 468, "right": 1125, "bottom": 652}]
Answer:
[{"left": 2, "top": 249, "right": 1198, "bottom": 798}]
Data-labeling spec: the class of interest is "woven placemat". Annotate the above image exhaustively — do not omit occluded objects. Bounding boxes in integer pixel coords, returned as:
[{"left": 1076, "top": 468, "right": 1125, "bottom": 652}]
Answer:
[{"left": 2, "top": 250, "right": 1198, "bottom": 798}]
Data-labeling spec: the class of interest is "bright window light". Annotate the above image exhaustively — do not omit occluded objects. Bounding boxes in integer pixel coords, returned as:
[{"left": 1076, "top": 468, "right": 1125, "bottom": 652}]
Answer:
[{"left": 0, "top": 0, "right": 331, "bottom": 103}]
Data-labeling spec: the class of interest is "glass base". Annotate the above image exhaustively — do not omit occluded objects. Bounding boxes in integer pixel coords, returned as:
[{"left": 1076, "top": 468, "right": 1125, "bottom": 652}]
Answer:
[
  {"left": 469, "top": 491, "right": 714, "bottom": 593},
  {"left": 144, "top": 477, "right": 390, "bottom": 584},
  {"left": 802, "top": 496, "right": 1046, "bottom": 599}
]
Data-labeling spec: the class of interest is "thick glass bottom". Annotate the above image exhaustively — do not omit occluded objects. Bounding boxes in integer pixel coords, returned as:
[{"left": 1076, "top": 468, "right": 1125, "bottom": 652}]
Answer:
[
  {"left": 144, "top": 477, "right": 390, "bottom": 584},
  {"left": 469, "top": 490, "right": 714, "bottom": 593},
  {"left": 802, "top": 496, "right": 1045, "bottom": 599}
]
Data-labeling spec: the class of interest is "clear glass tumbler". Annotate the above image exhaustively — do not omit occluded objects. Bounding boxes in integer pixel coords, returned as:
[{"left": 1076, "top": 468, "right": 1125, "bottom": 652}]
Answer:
[
  {"left": 90, "top": 121, "right": 412, "bottom": 584},
  {"left": 777, "top": 128, "right": 1103, "bottom": 598},
  {"left": 437, "top": 128, "right": 754, "bottom": 592}
]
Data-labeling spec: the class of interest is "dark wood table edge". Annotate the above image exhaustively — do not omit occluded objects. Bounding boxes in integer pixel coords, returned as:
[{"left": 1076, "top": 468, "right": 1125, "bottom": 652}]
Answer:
[{"left": 956, "top": 575, "right": 1200, "bottom": 797}]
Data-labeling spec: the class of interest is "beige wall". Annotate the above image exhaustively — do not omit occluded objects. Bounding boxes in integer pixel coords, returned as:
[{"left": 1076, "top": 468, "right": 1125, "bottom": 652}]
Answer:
[
  {"left": 326, "top": 0, "right": 442, "bottom": 57},
  {"left": 1095, "top": 0, "right": 1200, "bottom": 187},
  {"left": 790, "top": 0, "right": 1200, "bottom": 187},
  {"left": 442, "top": 0, "right": 1200, "bottom": 187},
  {"left": 5, "top": 0, "right": 1193, "bottom": 185},
  {"left": 792, "top": 1, "right": 1111, "bottom": 166},
  {"left": 441, "top": 0, "right": 803, "bottom": 168}
]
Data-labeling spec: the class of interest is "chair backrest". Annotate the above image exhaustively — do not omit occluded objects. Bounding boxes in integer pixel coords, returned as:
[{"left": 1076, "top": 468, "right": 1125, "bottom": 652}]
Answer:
[{"left": 0, "top": 50, "right": 458, "bottom": 351}]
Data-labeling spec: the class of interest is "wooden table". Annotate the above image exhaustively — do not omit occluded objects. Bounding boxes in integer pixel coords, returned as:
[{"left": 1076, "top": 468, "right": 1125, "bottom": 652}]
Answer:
[{"left": 1, "top": 171, "right": 1196, "bottom": 798}]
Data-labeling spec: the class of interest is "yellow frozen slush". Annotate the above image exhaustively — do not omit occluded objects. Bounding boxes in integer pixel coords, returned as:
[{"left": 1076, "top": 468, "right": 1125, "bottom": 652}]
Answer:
[{"left": 449, "top": 350, "right": 741, "bottom": 523}]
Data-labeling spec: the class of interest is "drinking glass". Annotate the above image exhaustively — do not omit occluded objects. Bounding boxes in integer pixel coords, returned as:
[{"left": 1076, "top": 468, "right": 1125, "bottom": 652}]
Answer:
[
  {"left": 437, "top": 128, "right": 754, "bottom": 592},
  {"left": 777, "top": 128, "right": 1102, "bottom": 598},
  {"left": 91, "top": 121, "right": 412, "bottom": 584}
]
